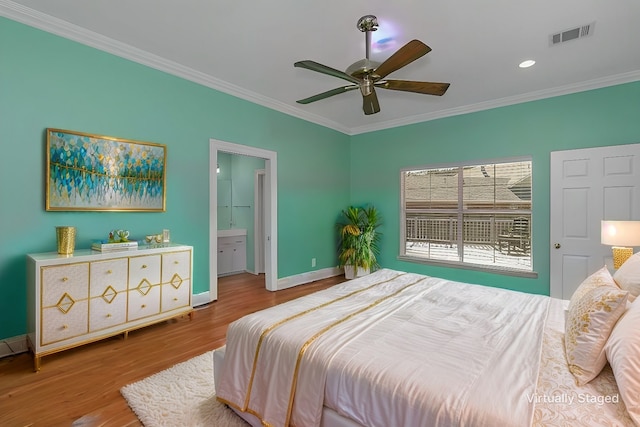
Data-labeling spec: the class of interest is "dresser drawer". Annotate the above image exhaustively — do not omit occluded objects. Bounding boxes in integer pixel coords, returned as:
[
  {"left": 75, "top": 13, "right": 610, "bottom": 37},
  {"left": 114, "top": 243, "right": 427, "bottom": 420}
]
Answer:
[
  {"left": 129, "top": 255, "right": 161, "bottom": 289},
  {"left": 162, "top": 250, "right": 191, "bottom": 282},
  {"left": 90, "top": 258, "right": 128, "bottom": 296},
  {"left": 89, "top": 291, "right": 127, "bottom": 332},
  {"left": 162, "top": 279, "right": 191, "bottom": 312},
  {"left": 41, "top": 263, "right": 89, "bottom": 307},
  {"left": 127, "top": 286, "right": 161, "bottom": 321},
  {"left": 41, "top": 300, "right": 89, "bottom": 345}
]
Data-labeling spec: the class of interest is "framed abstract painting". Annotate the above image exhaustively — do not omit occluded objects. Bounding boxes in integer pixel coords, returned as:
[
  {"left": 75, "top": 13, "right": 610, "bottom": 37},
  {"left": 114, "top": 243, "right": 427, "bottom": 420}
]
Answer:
[{"left": 46, "top": 128, "right": 167, "bottom": 211}]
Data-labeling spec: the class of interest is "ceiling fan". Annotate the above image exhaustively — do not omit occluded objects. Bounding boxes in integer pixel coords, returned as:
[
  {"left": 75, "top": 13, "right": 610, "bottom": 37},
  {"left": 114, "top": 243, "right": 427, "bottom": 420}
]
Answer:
[{"left": 294, "top": 15, "right": 450, "bottom": 116}]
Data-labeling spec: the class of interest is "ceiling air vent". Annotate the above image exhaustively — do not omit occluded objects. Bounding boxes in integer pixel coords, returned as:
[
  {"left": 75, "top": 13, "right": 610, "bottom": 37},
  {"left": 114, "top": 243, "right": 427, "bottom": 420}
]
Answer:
[{"left": 550, "top": 22, "right": 595, "bottom": 46}]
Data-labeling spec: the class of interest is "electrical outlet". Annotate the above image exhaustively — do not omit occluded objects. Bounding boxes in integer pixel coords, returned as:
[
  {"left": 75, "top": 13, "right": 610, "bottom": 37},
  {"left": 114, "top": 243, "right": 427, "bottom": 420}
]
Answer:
[{"left": 311, "top": 258, "right": 316, "bottom": 267}]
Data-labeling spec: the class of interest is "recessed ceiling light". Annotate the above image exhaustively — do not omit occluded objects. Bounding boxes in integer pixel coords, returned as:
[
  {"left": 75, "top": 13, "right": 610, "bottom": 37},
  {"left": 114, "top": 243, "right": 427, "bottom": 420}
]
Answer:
[{"left": 519, "top": 60, "right": 536, "bottom": 68}]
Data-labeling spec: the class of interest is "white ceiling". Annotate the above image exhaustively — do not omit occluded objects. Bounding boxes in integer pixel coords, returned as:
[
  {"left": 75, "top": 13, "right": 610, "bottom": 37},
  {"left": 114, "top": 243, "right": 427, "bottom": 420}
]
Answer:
[{"left": 2, "top": 0, "right": 640, "bottom": 135}]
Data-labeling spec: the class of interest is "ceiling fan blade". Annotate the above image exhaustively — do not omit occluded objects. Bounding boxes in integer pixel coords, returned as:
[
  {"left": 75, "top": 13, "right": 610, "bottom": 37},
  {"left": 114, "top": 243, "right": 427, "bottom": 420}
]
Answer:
[
  {"left": 362, "top": 87, "right": 380, "bottom": 115},
  {"left": 376, "top": 80, "right": 450, "bottom": 96},
  {"left": 373, "top": 40, "right": 432, "bottom": 80},
  {"left": 294, "top": 60, "right": 361, "bottom": 84},
  {"left": 296, "top": 85, "right": 359, "bottom": 104}
]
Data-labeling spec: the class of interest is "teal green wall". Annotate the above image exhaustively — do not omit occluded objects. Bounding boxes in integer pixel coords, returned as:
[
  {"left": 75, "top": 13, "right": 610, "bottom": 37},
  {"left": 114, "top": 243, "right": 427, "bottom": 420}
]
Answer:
[
  {"left": 0, "top": 17, "right": 350, "bottom": 340},
  {"left": 1, "top": 15, "right": 639, "bottom": 342},
  {"left": 350, "top": 81, "right": 640, "bottom": 295}
]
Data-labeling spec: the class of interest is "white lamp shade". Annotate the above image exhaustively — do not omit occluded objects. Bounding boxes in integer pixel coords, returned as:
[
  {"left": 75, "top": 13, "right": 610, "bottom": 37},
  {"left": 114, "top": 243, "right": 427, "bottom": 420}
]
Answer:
[{"left": 601, "top": 221, "right": 640, "bottom": 246}]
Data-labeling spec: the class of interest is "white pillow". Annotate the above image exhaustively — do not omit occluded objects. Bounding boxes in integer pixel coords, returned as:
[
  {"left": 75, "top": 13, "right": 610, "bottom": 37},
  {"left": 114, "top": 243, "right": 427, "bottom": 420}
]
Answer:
[
  {"left": 565, "top": 284, "right": 628, "bottom": 385},
  {"left": 614, "top": 252, "right": 640, "bottom": 300},
  {"left": 567, "top": 266, "right": 617, "bottom": 314},
  {"left": 605, "top": 299, "right": 640, "bottom": 425}
]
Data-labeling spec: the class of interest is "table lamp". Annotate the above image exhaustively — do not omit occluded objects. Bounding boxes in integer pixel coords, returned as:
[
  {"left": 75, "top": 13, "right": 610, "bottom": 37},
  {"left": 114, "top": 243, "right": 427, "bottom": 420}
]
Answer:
[{"left": 601, "top": 220, "right": 640, "bottom": 269}]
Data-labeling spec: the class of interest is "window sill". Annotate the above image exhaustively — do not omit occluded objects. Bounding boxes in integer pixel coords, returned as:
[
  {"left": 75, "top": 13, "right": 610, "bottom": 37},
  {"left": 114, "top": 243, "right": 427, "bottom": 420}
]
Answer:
[{"left": 397, "top": 255, "right": 538, "bottom": 279}]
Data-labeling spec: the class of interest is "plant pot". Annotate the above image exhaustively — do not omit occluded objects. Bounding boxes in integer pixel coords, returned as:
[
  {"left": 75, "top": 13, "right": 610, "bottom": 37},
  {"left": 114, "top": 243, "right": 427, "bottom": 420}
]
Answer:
[{"left": 344, "top": 265, "right": 370, "bottom": 280}]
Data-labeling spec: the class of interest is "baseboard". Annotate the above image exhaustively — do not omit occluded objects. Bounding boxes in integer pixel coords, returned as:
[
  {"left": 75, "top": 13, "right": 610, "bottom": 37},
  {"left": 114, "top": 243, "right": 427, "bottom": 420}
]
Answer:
[
  {"left": 277, "top": 267, "right": 344, "bottom": 291},
  {"left": 0, "top": 335, "right": 28, "bottom": 358},
  {"left": 192, "top": 291, "right": 211, "bottom": 307}
]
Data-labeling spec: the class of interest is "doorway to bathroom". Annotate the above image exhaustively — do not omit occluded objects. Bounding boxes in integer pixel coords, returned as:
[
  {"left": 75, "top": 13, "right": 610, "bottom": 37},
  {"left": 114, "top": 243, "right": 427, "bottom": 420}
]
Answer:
[{"left": 209, "top": 139, "right": 278, "bottom": 301}]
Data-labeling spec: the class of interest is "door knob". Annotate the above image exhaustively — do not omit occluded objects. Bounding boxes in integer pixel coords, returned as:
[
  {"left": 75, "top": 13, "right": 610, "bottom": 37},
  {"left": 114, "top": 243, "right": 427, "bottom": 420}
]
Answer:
[{"left": 554, "top": 243, "right": 561, "bottom": 249}]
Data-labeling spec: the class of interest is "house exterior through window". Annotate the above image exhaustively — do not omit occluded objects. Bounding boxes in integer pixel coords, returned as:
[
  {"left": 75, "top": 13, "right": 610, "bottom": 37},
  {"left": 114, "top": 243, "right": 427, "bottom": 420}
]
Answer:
[{"left": 400, "top": 158, "right": 533, "bottom": 275}]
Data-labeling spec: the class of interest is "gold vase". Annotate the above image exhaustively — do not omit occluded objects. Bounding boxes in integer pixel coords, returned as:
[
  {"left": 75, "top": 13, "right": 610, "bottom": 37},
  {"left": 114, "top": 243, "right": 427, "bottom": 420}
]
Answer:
[{"left": 56, "top": 226, "right": 76, "bottom": 255}]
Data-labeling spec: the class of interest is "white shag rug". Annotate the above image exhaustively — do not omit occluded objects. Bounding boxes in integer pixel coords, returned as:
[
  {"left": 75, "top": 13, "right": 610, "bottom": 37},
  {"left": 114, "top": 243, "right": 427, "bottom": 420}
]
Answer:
[{"left": 121, "top": 350, "right": 248, "bottom": 427}]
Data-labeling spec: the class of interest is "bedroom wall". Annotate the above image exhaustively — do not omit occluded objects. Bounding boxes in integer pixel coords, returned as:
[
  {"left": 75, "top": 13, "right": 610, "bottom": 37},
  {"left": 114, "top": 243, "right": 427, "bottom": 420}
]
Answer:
[
  {"left": 0, "top": 17, "right": 351, "bottom": 341},
  {"left": 350, "top": 80, "right": 640, "bottom": 295},
  {"left": 2, "top": 14, "right": 638, "bottom": 344}
]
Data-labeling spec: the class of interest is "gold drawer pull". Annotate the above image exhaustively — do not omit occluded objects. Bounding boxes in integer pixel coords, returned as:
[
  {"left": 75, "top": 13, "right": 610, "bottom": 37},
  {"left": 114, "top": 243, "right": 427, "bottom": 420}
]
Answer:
[
  {"left": 106, "top": 313, "right": 112, "bottom": 318},
  {"left": 62, "top": 277, "right": 69, "bottom": 282},
  {"left": 107, "top": 270, "right": 112, "bottom": 274},
  {"left": 141, "top": 304, "right": 146, "bottom": 308},
  {"left": 62, "top": 324, "right": 68, "bottom": 330},
  {"left": 174, "top": 261, "right": 179, "bottom": 264},
  {"left": 141, "top": 265, "right": 148, "bottom": 269},
  {"left": 173, "top": 297, "right": 178, "bottom": 301}
]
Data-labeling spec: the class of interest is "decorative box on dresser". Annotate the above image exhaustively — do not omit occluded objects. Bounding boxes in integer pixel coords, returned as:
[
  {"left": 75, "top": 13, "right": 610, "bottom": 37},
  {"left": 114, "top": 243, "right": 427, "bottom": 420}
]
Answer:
[{"left": 26, "top": 244, "right": 193, "bottom": 371}]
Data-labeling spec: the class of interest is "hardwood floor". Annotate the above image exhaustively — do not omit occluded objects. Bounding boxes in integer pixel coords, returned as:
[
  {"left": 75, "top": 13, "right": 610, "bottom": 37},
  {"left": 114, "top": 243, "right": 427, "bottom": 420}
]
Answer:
[{"left": 0, "top": 273, "right": 343, "bottom": 427}]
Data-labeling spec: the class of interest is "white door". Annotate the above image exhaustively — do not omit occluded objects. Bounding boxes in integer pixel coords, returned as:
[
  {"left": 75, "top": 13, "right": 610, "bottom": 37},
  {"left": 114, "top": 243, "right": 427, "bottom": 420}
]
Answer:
[{"left": 550, "top": 143, "right": 640, "bottom": 299}]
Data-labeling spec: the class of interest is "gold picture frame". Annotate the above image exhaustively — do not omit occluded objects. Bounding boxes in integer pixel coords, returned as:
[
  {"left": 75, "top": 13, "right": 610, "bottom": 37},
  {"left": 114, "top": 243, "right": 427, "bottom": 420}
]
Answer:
[{"left": 46, "top": 128, "right": 167, "bottom": 211}]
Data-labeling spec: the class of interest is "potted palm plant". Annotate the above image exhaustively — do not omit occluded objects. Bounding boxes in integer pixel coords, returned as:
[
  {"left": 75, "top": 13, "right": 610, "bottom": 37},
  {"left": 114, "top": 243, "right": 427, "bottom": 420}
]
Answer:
[{"left": 337, "top": 205, "right": 382, "bottom": 279}]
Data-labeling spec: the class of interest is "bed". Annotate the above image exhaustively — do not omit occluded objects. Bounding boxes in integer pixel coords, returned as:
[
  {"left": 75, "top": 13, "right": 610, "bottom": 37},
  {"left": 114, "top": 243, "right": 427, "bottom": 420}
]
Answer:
[{"left": 214, "top": 268, "right": 638, "bottom": 427}]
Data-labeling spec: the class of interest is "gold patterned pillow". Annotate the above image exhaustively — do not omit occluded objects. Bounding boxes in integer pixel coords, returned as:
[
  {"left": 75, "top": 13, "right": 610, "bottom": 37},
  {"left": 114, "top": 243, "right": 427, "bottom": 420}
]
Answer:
[
  {"left": 565, "top": 285, "right": 628, "bottom": 385},
  {"left": 567, "top": 266, "right": 617, "bottom": 314}
]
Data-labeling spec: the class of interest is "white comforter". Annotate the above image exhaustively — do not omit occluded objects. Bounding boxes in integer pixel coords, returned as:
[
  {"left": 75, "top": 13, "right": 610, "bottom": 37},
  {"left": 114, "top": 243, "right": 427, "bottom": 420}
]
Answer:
[{"left": 216, "top": 269, "right": 550, "bottom": 427}]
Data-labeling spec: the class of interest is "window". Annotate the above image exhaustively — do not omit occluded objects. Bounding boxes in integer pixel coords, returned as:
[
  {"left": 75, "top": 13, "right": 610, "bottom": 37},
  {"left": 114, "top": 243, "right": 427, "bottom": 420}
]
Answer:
[{"left": 400, "top": 158, "right": 533, "bottom": 275}]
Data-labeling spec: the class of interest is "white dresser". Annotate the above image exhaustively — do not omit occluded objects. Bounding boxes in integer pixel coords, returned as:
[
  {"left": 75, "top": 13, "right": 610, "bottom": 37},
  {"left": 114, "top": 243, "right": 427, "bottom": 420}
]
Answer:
[{"left": 27, "top": 244, "right": 193, "bottom": 370}]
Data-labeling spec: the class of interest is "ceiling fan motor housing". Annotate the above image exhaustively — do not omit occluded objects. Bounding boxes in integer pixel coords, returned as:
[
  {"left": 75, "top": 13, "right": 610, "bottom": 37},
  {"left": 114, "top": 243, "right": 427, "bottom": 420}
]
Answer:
[{"left": 346, "top": 58, "right": 380, "bottom": 79}]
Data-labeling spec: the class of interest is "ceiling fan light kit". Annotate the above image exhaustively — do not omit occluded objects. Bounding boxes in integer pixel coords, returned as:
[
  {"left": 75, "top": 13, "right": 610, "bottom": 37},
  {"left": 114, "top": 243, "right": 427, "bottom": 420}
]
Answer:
[{"left": 294, "top": 15, "right": 450, "bottom": 116}]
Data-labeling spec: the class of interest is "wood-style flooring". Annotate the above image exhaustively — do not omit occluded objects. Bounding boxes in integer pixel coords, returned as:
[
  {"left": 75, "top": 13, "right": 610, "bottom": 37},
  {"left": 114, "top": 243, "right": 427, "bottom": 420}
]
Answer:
[{"left": 0, "top": 273, "right": 343, "bottom": 427}]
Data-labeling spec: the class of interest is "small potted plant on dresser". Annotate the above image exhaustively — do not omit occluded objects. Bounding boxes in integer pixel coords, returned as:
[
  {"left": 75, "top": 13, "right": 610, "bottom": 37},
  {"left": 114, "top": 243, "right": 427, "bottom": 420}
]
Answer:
[{"left": 337, "top": 205, "right": 381, "bottom": 279}]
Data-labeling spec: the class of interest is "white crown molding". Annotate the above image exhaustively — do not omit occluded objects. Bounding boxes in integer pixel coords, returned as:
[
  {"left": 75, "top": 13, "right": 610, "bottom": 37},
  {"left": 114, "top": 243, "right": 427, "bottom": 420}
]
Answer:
[
  {"left": 0, "top": 0, "right": 351, "bottom": 135},
  {"left": 348, "top": 70, "right": 640, "bottom": 135},
  {"left": 2, "top": 0, "right": 639, "bottom": 136}
]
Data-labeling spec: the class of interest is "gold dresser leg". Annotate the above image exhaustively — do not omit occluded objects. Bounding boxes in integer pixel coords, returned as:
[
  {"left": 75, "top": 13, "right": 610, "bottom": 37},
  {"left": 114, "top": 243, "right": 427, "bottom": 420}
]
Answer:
[{"left": 33, "top": 355, "right": 41, "bottom": 372}]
